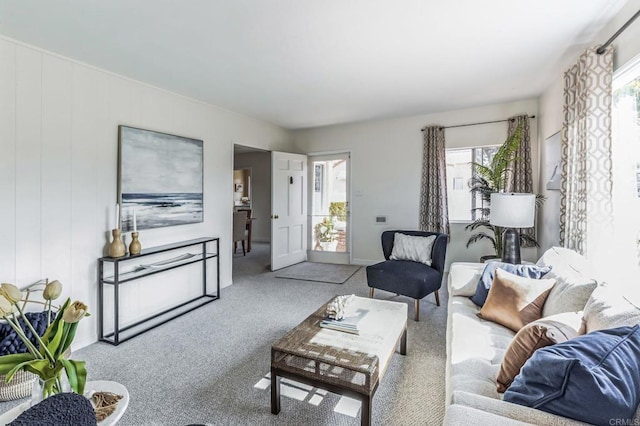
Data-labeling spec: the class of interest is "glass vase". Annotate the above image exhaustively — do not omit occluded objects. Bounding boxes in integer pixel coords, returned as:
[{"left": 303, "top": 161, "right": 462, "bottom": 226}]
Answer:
[{"left": 31, "top": 373, "right": 71, "bottom": 406}]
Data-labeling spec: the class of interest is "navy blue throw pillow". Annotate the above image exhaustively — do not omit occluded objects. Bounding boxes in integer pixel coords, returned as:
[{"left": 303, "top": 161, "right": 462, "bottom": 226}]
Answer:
[
  {"left": 504, "top": 325, "right": 640, "bottom": 425},
  {"left": 0, "top": 311, "right": 55, "bottom": 356},
  {"left": 470, "top": 262, "right": 551, "bottom": 307}
]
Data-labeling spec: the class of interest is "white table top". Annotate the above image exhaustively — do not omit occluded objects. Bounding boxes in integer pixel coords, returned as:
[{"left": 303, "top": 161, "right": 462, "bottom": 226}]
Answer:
[{"left": 0, "top": 380, "right": 129, "bottom": 426}]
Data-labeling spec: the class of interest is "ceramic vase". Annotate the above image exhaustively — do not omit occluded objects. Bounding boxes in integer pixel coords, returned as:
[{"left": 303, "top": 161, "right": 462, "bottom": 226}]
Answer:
[{"left": 108, "top": 229, "right": 126, "bottom": 258}]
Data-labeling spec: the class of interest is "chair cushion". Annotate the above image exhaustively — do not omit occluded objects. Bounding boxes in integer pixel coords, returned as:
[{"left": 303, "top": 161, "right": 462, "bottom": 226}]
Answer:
[
  {"left": 478, "top": 268, "right": 555, "bottom": 332},
  {"left": 470, "top": 262, "right": 551, "bottom": 307},
  {"left": 503, "top": 325, "right": 640, "bottom": 425},
  {"left": 366, "top": 260, "right": 442, "bottom": 299},
  {"left": 389, "top": 233, "right": 436, "bottom": 266}
]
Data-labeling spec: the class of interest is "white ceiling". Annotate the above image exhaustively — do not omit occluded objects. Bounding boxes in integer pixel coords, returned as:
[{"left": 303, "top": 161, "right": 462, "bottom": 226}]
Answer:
[{"left": 0, "top": 0, "right": 628, "bottom": 129}]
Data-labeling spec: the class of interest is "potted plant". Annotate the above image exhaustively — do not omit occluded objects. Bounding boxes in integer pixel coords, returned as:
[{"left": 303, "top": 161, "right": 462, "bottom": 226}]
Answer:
[
  {"left": 465, "top": 123, "right": 541, "bottom": 260},
  {"left": 314, "top": 217, "right": 338, "bottom": 251}
]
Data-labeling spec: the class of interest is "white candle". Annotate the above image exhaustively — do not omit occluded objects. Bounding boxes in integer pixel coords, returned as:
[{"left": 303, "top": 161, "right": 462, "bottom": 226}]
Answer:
[
  {"left": 133, "top": 209, "right": 137, "bottom": 233},
  {"left": 116, "top": 203, "right": 120, "bottom": 230}
]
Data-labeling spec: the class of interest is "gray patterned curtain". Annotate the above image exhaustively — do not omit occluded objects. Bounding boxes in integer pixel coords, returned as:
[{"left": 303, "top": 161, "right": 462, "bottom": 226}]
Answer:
[
  {"left": 419, "top": 126, "right": 449, "bottom": 235},
  {"left": 505, "top": 115, "right": 535, "bottom": 243},
  {"left": 559, "top": 46, "right": 613, "bottom": 258}
]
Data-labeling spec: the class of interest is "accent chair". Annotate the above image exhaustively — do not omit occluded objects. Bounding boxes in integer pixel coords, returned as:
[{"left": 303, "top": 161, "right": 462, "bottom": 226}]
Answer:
[{"left": 366, "top": 230, "right": 448, "bottom": 321}]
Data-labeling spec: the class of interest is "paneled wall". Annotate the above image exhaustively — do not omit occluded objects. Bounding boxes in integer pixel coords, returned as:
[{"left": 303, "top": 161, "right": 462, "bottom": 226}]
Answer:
[{"left": 0, "top": 37, "right": 292, "bottom": 347}]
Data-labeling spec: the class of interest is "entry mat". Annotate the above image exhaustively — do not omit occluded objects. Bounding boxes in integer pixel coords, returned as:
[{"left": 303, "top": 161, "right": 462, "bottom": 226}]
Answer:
[{"left": 275, "top": 262, "right": 361, "bottom": 284}]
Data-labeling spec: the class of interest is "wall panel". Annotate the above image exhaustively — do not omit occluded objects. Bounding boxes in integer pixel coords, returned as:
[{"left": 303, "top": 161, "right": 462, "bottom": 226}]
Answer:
[{"left": 0, "top": 39, "right": 17, "bottom": 283}]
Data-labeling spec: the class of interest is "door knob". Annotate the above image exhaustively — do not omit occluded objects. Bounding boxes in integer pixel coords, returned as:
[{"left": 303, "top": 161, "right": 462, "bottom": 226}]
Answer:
[{"left": 274, "top": 214, "right": 279, "bottom": 219}]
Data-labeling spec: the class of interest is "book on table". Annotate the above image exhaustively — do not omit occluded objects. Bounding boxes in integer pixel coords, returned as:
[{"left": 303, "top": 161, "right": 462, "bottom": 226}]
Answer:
[{"left": 320, "top": 308, "right": 368, "bottom": 335}]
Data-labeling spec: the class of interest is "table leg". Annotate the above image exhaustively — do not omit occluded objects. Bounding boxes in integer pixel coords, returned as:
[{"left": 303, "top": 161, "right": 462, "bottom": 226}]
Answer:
[
  {"left": 247, "top": 220, "right": 252, "bottom": 252},
  {"left": 400, "top": 325, "right": 407, "bottom": 355},
  {"left": 361, "top": 394, "right": 372, "bottom": 426},
  {"left": 271, "top": 368, "right": 281, "bottom": 414}
]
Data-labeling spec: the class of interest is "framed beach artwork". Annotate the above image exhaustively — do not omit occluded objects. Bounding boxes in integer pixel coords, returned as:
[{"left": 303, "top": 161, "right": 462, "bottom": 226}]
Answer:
[{"left": 118, "top": 125, "right": 203, "bottom": 231}]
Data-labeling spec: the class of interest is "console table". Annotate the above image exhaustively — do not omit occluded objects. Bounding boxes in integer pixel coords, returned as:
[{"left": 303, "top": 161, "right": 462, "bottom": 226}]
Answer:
[{"left": 98, "top": 237, "right": 219, "bottom": 345}]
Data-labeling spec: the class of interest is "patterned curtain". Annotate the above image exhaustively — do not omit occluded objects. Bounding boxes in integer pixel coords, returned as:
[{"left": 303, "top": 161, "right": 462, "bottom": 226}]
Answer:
[
  {"left": 559, "top": 46, "right": 614, "bottom": 258},
  {"left": 505, "top": 115, "right": 535, "bottom": 243},
  {"left": 419, "top": 126, "right": 449, "bottom": 235}
]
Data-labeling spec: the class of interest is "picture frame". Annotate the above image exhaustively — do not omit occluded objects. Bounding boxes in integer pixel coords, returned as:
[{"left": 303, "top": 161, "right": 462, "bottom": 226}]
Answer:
[
  {"left": 234, "top": 183, "right": 244, "bottom": 192},
  {"left": 117, "top": 125, "right": 204, "bottom": 231}
]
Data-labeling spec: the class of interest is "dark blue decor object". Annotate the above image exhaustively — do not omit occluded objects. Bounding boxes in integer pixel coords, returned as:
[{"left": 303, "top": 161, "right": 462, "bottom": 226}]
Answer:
[
  {"left": 504, "top": 325, "right": 640, "bottom": 425},
  {"left": 366, "top": 230, "right": 448, "bottom": 321},
  {"left": 470, "top": 262, "right": 551, "bottom": 307},
  {"left": 8, "top": 392, "right": 96, "bottom": 426},
  {"left": 0, "top": 311, "right": 55, "bottom": 356}
]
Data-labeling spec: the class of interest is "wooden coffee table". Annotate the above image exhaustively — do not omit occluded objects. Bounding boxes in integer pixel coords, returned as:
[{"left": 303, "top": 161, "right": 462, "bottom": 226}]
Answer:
[{"left": 271, "top": 296, "right": 408, "bottom": 426}]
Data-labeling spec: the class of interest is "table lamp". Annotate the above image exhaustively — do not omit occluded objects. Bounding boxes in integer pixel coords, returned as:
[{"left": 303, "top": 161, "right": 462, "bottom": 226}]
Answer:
[{"left": 490, "top": 193, "right": 535, "bottom": 264}]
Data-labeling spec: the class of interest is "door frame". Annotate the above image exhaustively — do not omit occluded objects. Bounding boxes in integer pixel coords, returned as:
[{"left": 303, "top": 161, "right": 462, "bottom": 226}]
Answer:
[{"left": 307, "top": 150, "right": 352, "bottom": 265}]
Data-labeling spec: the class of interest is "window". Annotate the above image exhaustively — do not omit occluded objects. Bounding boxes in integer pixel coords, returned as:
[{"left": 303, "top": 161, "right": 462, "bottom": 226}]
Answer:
[
  {"left": 445, "top": 146, "right": 499, "bottom": 222},
  {"left": 612, "top": 55, "right": 640, "bottom": 268}
]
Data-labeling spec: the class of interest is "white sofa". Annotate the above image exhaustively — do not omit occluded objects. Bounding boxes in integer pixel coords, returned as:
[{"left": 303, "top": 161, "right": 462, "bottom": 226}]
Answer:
[{"left": 443, "top": 247, "right": 640, "bottom": 425}]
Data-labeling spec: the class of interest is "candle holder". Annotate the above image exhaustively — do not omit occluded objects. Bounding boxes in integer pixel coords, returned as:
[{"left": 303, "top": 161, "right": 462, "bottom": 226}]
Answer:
[
  {"left": 108, "top": 229, "right": 126, "bottom": 258},
  {"left": 129, "top": 232, "right": 142, "bottom": 256}
]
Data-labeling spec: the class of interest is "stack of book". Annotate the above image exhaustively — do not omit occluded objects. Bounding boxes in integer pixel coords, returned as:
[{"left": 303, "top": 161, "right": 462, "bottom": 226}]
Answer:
[{"left": 320, "top": 308, "right": 368, "bottom": 335}]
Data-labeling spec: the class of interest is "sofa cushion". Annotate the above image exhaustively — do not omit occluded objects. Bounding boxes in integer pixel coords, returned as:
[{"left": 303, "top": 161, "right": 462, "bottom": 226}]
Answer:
[
  {"left": 470, "top": 262, "right": 551, "bottom": 307},
  {"left": 478, "top": 269, "right": 555, "bottom": 332},
  {"left": 497, "top": 311, "right": 582, "bottom": 393},
  {"left": 581, "top": 284, "right": 640, "bottom": 333},
  {"left": 503, "top": 325, "right": 640, "bottom": 425},
  {"left": 389, "top": 233, "right": 436, "bottom": 265},
  {"left": 536, "top": 247, "right": 598, "bottom": 317},
  {"left": 448, "top": 296, "right": 513, "bottom": 402},
  {"left": 448, "top": 263, "right": 485, "bottom": 297}
]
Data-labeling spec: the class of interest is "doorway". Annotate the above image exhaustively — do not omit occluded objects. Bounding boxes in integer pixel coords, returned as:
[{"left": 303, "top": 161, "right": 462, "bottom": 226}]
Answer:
[
  {"left": 308, "top": 152, "right": 351, "bottom": 264},
  {"left": 232, "top": 145, "right": 271, "bottom": 274}
]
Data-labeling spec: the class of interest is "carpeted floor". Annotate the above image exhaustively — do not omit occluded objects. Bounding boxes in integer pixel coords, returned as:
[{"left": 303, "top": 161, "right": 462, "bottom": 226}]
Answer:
[{"left": 0, "top": 243, "right": 448, "bottom": 425}]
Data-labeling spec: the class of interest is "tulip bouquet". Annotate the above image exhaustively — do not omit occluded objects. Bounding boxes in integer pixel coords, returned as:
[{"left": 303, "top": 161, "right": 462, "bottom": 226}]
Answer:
[{"left": 0, "top": 280, "right": 89, "bottom": 401}]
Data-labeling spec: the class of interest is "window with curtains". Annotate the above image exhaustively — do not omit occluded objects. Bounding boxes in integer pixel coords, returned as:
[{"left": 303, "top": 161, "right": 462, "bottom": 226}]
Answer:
[
  {"left": 445, "top": 146, "right": 499, "bottom": 221},
  {"left": 612, "top": 54, "right": 640, "bottom": 266}
]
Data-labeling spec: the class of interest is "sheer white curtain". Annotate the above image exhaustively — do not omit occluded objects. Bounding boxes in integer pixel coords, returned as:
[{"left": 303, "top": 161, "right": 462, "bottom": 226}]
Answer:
[
  {"left": 559, "top": 46, "right": 614, "bottom": 271},
  {"left": 612, "top": 54, "right": 640, "bottom": 286}
]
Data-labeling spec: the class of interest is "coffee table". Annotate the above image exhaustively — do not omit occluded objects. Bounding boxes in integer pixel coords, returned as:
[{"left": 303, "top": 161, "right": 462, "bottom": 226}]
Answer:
[{"left": 271, "top": 296, "right": 407, "bottom": 426}]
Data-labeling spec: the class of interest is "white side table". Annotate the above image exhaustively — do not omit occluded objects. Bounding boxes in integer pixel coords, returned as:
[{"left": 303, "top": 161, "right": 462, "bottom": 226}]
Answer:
[{"left": 0, "top": 380, "right": 129, "bottom": 425}]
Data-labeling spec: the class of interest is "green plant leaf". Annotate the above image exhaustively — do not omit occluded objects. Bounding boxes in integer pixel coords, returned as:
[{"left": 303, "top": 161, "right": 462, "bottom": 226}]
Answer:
[
  {"left": 0, "top": 353, "right": 34, "bottom": 376},
  {"left": 64, "top": 359, "right": 86, "bottom": 394},
  {"left": 44, "top": 319, "right": 66, "bottom": 359},
  {"left": 42, "top": 298, "right": 71, "bottom": 344},
  {"left": 58, "top": 322, "right": 78, "bottom": 358}
]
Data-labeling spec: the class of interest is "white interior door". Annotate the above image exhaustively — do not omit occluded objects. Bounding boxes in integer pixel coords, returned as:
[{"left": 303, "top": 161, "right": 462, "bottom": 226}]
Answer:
[{"left": 271, "top": 151, "right": 308, "bottom": 271}]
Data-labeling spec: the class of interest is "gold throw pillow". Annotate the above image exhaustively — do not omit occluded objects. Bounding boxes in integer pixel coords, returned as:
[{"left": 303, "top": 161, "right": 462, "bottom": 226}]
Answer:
[
  {"left": 478, "top": 268, "right": 556, "bottom": 332},
  {"left": 496, "top": 311, "right": 583, "bottom": 393}
]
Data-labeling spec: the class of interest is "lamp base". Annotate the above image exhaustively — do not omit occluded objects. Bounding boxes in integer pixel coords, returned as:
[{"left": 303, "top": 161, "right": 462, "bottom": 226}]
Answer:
[{"left": 501, "top": 228, "right": 521, "bottom": 264}]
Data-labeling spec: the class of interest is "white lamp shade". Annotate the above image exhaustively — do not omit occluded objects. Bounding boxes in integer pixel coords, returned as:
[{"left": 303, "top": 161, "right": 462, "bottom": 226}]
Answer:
[{"left": 490, "top": 193, "right": 535, "bottom": 228}]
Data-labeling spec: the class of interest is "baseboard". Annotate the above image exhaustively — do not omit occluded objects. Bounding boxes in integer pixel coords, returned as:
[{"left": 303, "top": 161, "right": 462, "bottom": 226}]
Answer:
[{"left": 351, "top": 258, "right": 379, "bottom": 266}]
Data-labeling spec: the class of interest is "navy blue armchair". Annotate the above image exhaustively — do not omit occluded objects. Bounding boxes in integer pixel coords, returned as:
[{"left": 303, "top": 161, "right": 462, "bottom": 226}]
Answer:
[{"left": 366, "top": 230, "right": 448, "bottom": 321}]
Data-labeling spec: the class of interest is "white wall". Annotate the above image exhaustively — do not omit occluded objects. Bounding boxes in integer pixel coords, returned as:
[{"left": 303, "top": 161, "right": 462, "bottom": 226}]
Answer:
[
  {"left": 293, "top": 99, "right": 539, "bottom": 268},
  {"left": 234, "top": 151, "right": 272, "bottom": 243},
  {"left": 0, "top": 36, "right": 292, "bottom": 348},
  {"left": 537, "top": 2, "right": 640, "bottom": 255}
]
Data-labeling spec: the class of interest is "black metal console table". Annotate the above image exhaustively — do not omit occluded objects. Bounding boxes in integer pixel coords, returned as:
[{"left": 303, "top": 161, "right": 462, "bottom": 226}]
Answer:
[{"left": 98, "top": 237, "right": 219, "bottom": 345}]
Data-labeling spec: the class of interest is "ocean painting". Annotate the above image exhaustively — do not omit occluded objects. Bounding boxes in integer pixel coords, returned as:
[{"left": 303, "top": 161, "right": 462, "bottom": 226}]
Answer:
[{"left": 118, "top": 126, "right": 203, "bottom": 231}]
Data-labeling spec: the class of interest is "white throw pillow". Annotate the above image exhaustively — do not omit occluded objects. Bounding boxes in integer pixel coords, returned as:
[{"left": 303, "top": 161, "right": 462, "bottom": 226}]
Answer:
[
  {"left": 581, "top": 284, "right": 640, "bottom": 333},
  {"left": 536, "top": 247, "right": 598, "bottom": 317},
  {"left": 390, "top": 233, "right": 436, "bottom": 266}
]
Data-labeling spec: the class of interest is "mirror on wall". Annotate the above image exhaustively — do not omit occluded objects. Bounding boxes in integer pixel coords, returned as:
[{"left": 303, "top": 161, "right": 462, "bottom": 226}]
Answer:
[{"left": 233, "top": 168, "right": 251, "bottom": 208}]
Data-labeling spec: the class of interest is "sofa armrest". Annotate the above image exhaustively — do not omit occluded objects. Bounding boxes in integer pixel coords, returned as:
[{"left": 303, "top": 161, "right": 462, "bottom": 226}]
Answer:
[
  {"left": 448, "top": 262, "right": 485, "bottom": 297},
  {"left": 445, "top": 404, "right": 536, "bottom": 425},
  {"left": 452, "top": 391, "right": 589, "bottom": 426}
]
